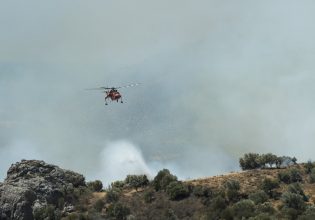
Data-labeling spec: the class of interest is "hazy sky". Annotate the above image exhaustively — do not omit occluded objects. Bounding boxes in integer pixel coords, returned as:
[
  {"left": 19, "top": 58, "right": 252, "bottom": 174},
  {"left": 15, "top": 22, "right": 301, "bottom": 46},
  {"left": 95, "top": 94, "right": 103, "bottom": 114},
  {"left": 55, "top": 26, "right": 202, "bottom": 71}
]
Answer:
[{"left": 1, "top": 1, "right": 315, "bottom": 184}]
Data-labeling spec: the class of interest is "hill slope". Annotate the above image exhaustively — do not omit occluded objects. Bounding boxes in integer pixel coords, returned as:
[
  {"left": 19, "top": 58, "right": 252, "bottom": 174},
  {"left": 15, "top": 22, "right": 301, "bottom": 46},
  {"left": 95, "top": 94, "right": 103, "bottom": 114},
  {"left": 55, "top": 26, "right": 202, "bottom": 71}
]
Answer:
[{"left": 2, "top": 160, "right": 315, "bottom": 219}]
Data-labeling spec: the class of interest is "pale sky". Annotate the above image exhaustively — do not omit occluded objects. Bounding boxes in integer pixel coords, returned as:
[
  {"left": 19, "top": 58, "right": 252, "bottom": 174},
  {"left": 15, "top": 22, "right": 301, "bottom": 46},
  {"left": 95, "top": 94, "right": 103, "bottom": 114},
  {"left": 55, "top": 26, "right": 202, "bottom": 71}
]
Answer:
[{"left": 1, "top": 1, "right": 315, "bottom": 183}]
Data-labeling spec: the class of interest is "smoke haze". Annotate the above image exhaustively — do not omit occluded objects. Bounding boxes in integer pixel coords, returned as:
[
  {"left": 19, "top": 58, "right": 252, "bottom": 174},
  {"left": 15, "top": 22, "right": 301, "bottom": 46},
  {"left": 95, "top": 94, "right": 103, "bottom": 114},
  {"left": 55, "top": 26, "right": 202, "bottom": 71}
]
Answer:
[{"left": 1, "top": 1, "right": 315, "bottom": 182}]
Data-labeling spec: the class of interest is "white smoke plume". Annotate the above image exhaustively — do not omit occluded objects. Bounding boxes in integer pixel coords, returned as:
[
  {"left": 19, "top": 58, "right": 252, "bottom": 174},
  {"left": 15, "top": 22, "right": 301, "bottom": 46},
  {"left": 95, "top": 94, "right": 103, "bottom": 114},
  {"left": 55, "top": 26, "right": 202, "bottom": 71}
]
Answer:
[{"left": 97, "top": 141, "right": 154, "bottom": 185}]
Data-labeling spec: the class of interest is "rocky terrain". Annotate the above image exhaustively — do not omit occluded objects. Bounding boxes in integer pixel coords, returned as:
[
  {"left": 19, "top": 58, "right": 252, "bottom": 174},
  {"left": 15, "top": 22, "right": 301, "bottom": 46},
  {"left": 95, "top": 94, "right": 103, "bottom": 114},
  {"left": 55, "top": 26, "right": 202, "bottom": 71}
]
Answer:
[{"left": 0, "top": 160, "right": 85, "bottom": 220}]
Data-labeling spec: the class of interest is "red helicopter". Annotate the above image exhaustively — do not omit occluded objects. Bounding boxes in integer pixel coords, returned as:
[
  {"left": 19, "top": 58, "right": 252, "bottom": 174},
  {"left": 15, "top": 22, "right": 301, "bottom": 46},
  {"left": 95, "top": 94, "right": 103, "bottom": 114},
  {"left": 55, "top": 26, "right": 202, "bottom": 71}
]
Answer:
[{"left": 87, "top": 83, "right": 140, "bottom": 105}]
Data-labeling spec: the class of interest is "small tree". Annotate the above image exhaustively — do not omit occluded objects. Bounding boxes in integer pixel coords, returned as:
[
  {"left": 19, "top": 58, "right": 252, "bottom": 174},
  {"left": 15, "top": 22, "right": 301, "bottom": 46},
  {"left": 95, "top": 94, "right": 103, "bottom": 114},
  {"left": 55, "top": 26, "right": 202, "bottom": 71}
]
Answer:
[
  {"left": 153, "top": 169, "right": 177, "bottom": 191},
  {"left": 125, "top": 175, "right": 149, "bottom": 191},
  {"left": 239, "top": 153, "right": 261, "bottom": 170},
  {"left": 87, "top": 180, "right": 103, "bottom": 192},
  {"left": 261, "top": 153, "right": 278, "bottom": 168},
  {"left": 275, "top": 156, "right": 284, "bottom": 168},
  {"left": 166, "top": 181, "right": 190, "bottom": 200}
]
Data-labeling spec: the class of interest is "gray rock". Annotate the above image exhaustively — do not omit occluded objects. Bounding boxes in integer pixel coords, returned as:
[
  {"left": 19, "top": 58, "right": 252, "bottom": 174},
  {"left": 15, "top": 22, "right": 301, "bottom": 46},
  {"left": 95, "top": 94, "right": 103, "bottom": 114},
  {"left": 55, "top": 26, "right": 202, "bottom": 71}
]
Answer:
[{"left": 0, "top": 160, "right": 86, "bottom": 220}]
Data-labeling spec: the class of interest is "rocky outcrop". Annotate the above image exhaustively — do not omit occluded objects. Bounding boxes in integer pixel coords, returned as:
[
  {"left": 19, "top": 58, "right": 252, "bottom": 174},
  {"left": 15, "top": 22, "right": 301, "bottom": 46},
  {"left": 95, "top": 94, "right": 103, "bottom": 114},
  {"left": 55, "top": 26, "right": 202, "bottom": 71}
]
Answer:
[{"left": 0, "top": 160, "right": 86, "bottom": 220}]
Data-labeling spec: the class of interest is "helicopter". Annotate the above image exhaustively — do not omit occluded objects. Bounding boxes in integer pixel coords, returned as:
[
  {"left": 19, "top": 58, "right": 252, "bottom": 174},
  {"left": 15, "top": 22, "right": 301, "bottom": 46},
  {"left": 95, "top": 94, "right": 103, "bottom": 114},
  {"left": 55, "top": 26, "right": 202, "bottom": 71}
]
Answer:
[{"left": 87, "top": 83, "right": 140, "bottom": 105}]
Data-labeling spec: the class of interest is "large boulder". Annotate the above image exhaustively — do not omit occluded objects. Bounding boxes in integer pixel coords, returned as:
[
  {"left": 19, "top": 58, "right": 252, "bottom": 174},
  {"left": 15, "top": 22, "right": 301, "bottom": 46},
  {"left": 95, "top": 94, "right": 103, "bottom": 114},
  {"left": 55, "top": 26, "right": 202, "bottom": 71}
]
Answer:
[{"left": 0, "top": 160, "right": 86, "bottom": 220}]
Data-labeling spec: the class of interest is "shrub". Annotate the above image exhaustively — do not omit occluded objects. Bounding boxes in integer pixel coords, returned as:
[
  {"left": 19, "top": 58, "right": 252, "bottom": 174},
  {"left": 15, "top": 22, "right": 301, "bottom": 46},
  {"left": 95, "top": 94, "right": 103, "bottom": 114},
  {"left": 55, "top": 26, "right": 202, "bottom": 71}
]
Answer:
[
  {"left": 298, "top": 206, "right": 315, "bottom": 220},
  {"left": 249, "top": 190, "right": 269, "bottom": 205},
  {"left": 248, "top": 213, "right": 274, "bottom": 220},
  {"left": 144, "top": 189, "right": 155, "bottom": 203},
  {"left": 310, "top": 168, "right": 315, "bottom": 183},
  {"left": 87, "top": 180, "right": 103, "bottom": 192},
  {"left": 278, "top": 168, "right": 303, "bottom": 184},
  {"left": 164, "top": 209, "right": 178, "bottom": 220},
  {"left": 153, "top": 169, "right": 177, "bottom": 191},
  {"left": 111, "top": 180, "right": 125, "bottom": 189},
  {"left": 105, "top": 188, "right": 120, "bottom": 203},
  {"left": 232, "top": 199, "right": 255, "bottom": 219},
  {"left": 33, "top": 205, "right": 56, "bottom": 220},
  {"left": 261, "top": 178, "right": 279, "bottom": 197},
  {"left": 256, "top": 202, "right": 276, "bottom": 215},
  {"left": 287, "top": 183, "right": 308, "bottom": 201},
  {"left": 192, "top": 185, "right": 213, "bottom": 198},
  {"left": 125, "top": 175, "right": 149, "bottom": 190},
  {"left": 166, "top": 181, "right": 190, "bottom": 200},
  {"left": 220, "top": 207, "right": 234, "bottom": 220},
  {"left": 281, "top": 192, "right": 306, "bottom": 211},
  {"left": 278, "top": 170, "right": 291, "bottom": 184},
  {"left": 210, "top": 195, "right": 227, "bottom": 211},
  {"left": 224, "top": 179, "right": 241, "bottom": 203},
  {"left": 304, "top": 161, "right": 314, "bottom": 174},
  {"left": 106, "top": 203, "right": 130, "bottom": 220},
  {"left": 289, "top": 168, "right": 303, "bottom": 183},
  {"left": 280, "top": 207, "right": 300, "bottom": 220},
  {"left": 94, "top": 198, "right": 105, "bottom": 212}
]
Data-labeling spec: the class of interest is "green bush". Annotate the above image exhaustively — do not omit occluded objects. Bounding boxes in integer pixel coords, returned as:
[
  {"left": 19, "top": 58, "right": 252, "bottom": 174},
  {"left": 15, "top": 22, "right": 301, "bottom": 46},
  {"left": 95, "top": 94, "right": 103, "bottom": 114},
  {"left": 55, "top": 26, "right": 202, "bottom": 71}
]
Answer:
[
  {"left": 94, "top": 198, "right": 105, "bottom": 212},
  {"left": 87, "top": 180, "right": 103, "bottom": 192},
  {"left": 224, "top": 179, "right": 241, "bottom": 203},
  {"left": 166, "top": 181, "right": 190, "bottom": 200},
  {"left": 304, "top": 161, "right": 314, "bottom": 174},
  {"left": 281, "top": 192, "right": 306, "bottom": 211},
  {"left": 153, "top": 169, "right": 177, "bottom": 191},
  {"left": 111, "top": 180, "right": 125, "bottom": 189},
  {"left": 125, "top": 174, "right": 149, "bottom": 190},
  {"left": 144, "top": 189, "right": 155, "bottom": 203},
  {"left": 105, "top": 188, "right": 120, "bottom": 203},
  {"left": 249, "top": 190, "right": 269, "bottom": 205},
  {"left": 33, "top": 205, "right": 56, "bottom": 220},
  {"left": 261, "top": 178, "right": 279, "bottom": 197},
  {"left": 289, "top": 168, "right": 303, "bottom": 183},
  {"left": 232, "top": 199, "right": 255, "bottom": 219},
  {"left": 287, "top": 183, "right": 308, "bottom": 201},
  {"left": 164, "top": 209, "right": 178, "bottom": 220},
  {"left": 106, "top": 203, "right": 130, "bottom": 220},
  {"left": 256, "top": 202, "right": 276, "bottom": 215},
  {"left": 298, "top": 206, "right": 315, "bottom": 220},
  {"left": 278, "top": 168, "right": 303, "bottom": 184},
  {"left": 220, "top": 207, "right": 234, "bottom": 220},
  {"left": 278, "top": 171, "right": 291, "bottom": 184},
  {"left": 192, "top": 185, "right": 213, "bottom": 198},
  {"left": 210, "top": 195, "right": 227, "bottom": 211},
  {"left": 248, "top": 213, "right": 275, "bottom": 220},
  {"left": 309, "top": 168, "right": 315, "bottom": 183}
]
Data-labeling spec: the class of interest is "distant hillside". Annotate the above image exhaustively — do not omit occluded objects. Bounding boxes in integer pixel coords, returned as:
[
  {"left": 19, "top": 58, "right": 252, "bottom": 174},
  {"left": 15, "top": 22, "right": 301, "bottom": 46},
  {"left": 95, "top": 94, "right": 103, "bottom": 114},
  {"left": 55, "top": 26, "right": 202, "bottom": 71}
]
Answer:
[{"left": 2, "top": 156, "right": 315, "bottom": 219}]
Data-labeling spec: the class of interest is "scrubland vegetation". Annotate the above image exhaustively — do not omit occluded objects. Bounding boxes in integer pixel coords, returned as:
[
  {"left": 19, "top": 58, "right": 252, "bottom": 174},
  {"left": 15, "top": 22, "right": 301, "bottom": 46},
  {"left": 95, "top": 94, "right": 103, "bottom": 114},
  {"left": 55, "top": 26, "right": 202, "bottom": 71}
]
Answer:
[{"left": 34, "top": 153, "right": 315, "bottom": 220}]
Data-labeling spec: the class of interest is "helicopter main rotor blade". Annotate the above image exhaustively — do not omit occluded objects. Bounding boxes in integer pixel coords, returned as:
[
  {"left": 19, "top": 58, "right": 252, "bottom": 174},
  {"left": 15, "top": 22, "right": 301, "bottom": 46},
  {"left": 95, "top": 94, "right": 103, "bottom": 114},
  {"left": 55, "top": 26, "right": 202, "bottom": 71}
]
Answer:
[
  {"left": 117, "top": 83, "right": 141, "bottom": 89},
  {"left": 85, "top": 87, "right": 112, "bottom": 90}
]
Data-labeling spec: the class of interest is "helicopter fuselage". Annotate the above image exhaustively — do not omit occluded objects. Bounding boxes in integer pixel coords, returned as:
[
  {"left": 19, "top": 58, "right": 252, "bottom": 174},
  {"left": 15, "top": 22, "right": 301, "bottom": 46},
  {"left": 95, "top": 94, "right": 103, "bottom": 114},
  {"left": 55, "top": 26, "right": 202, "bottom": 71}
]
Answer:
[{"left": 105, "top": 90, "right": 123, "bottom": 104}]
